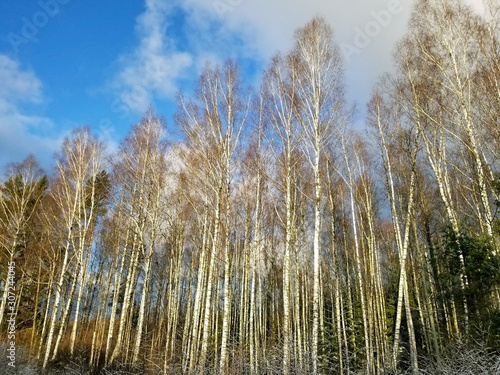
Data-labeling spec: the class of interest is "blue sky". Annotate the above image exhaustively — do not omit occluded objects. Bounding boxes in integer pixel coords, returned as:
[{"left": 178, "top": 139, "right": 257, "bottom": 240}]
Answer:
[{"left": 0, "top": 0, "right": 484, "bottom": 174}]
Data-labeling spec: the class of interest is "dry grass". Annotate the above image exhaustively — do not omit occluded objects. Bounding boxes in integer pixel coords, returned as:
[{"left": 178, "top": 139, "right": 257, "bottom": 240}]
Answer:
[{"left": 1, "top": 333, "right": 500, "bottom": 374}]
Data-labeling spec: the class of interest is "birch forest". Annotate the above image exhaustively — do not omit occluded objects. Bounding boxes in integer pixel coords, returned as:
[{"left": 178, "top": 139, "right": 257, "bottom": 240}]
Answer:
[{"left": 1, "top": 1, "right": 500, "bottom": 374}]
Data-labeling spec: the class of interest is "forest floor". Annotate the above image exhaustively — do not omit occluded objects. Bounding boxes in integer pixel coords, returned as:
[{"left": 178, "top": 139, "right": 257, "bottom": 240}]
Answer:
[{"left": 1, "top": 342, "right": 500, "bottom": 375}]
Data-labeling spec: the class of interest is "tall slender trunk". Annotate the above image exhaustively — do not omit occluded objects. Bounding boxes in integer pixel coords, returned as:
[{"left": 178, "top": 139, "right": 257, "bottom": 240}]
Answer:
[
  {"left": 70, "top": 209, "right": 97, "bottom": 355},
  {"left": 220, "top": 156, "right": 232, "bottom": 374},
  {"left": 109, "top": 234, "right": 141, "bottom": 364},
  {"left": 187, "top": 209, "right": 209, "bottom": 373},
  {"left": 43, "top": 216, "right": 78, "bottom": 368},
  {"left": 105, "top": 241, "right": 127, "bottom": 364},
  {"left": 343, "top": 139, "right": 371, "bottom": 374},
  {"left": 199, "top": 190, "right": 222, "bottom": 372},
  {"left": 51, "top": 252, "right": 81, "bottom": 360},
  {"left": 132, "top": 242, "right": 154, "bottom": 363},
  {"left": 283, "top": 160, "right": 293, "bottom": 375},
  {"left": 312, "top": 143, "right": 322, "bottom": 374}
]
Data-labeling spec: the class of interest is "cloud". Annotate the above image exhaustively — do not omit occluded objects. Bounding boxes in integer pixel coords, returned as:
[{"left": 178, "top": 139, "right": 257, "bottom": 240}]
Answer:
[
  {"left": 174, "top": 0, "right": 488, "bottom": 114},
  {"left": 0, "top": 55, "right": 62, "bottom": 173},
  {"left": 110, "top": 0, "right": 192, "bottom": 115},
  {"left": 172, "top": 0, "right": 412, "bottom": 113},
  {"left": 0, "top": 55, "right": 42, "bottom": 107},
  {"left": 109, "top": 0, "right": 487, "bottom": 118}
]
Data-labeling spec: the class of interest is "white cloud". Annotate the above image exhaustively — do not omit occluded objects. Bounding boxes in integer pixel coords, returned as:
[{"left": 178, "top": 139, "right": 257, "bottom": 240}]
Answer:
[
  {"left": 174, "top": 0, "right": 489, "bottom": 115},
  {"left": 110, "top": 0, "right": 488, "bottom": 118},
  {"left": 0, "top": 55, "right": 62, "bottom": 173},
  {"left": 0, "top": 55, "right": 42, "bottom": 107},
  {"left": 111, "top": 0, "right": 193, "bottom": 115},
  {"left": 174, "top": 0, "right": 412, "bottom": 112}
]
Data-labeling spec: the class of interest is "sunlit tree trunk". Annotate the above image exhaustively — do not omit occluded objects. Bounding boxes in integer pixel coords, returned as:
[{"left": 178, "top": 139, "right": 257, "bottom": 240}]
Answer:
[
  {"left": 326, "top": 159, "right": 344, "bottom": 374},
  {"left": 341, "top": 133, "right": 371, "bottom": 374},
  {"left": 109, "top": 111, "right": 168, "bottom": 365},
  {"left": 293, "top": 17, "right": 346, "bottom": 373},
  {"left": 186, "top": 208, "right": 209, "bottom": 373},
  {"left": 369, "top": 92, "right": 418, "bottom": 372},
  {"left": 177, "top": 61, "right": 247, "bottom": 374},
  {"left": 43, "top": 128, "right": 103, "bottom": 368},
  {"left": 105, "top": 225, "right": 128, "bottom": 365},
  {"left": 262, "top": 51, "right": 302, "bottom": 375},
  {"left": 69, "top": 170, "right": 109, "bottom": 356}
]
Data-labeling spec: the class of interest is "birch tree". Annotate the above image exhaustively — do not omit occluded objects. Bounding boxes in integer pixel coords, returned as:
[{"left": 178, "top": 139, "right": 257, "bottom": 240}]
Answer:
[
  {"left": 176, "top": 60, "right": 247, "bottom": 374},
  {"left": 409, "top": 0, "right": 495, "bottom": 237},
  {"left": 368, "top": 89, "right": 419, "bottom": 372},
  {"left": 42, "top": 128, "right": 104, "bottom": 368},
  {"left": 262, "top": 52, "right": 302, "bottom": 375},
  {"left": 292, "top": 17, "right": 346, "bottom": 374},
  {"left": 108, "top": 110, "right": 168, "bottom": 364}
]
